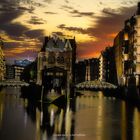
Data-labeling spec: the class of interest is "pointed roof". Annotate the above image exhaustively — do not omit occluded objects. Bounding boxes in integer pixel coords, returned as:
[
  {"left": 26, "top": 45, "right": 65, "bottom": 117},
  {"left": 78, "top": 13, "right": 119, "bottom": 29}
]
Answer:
[
  {"left": 41, "top": 35, "right": 75, "bottom": 52},
  {"left": 64, "top": 39, "right": 72, "bottom": 51}
]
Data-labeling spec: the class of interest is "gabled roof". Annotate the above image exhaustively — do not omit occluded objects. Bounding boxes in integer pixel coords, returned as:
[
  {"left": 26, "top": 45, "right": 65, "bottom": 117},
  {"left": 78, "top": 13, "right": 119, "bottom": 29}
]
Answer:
[{"left": 42, "top": 35, "right": 74, "bottom": 52}]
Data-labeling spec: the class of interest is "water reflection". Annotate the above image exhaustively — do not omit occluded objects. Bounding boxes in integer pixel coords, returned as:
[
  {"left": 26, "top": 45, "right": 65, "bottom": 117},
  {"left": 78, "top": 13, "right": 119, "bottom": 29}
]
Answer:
[
  {"left": 25, "top": 99, "right": 74, "bottom": 140},
  {"left": 121, "top": 101, "right": 140, "bottom": 140},
  {"left": 1, "top": 87, "right": 140, "bottom": 140}
]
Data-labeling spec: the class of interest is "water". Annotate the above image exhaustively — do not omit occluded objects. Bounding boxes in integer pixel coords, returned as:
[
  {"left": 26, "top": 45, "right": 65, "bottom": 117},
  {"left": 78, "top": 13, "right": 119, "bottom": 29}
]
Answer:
[{"left": 0, "top": 87, "right": 140, "bottom": 140}]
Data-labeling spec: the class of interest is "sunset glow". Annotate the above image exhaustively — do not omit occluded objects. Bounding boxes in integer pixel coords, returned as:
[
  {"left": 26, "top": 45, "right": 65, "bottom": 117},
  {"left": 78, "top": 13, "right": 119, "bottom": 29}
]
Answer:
[{"left": 0, "top": 0, "right": 139, "bottom": 63}]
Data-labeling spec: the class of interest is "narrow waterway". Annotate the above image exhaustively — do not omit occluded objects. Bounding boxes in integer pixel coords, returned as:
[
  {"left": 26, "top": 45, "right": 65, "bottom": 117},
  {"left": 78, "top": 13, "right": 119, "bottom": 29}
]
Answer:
[{"left": 0, "top": 87, "right": 140, "bottom": 140}]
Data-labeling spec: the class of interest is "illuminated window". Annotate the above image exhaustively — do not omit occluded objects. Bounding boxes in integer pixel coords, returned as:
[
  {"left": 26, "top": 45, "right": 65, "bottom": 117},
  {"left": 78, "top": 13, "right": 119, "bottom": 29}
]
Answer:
[
  {"left": 124, "top": 33, "right": 128, "bottom": 41},
  {"left": 124, "top": 54, "right": 128, "bottom": 60},
  {"left": 47, "top": 72, "right": 53, "bottom": 76}
]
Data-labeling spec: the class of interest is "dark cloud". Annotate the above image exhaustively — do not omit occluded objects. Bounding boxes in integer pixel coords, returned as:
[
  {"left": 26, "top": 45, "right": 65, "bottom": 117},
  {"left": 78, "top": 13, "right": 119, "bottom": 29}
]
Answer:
[
  {"left": 0, "top": 0, "right": 33, "bottom": 38},
  {"left": 102, "top": 8, "right": 119, "bottom": 16},
  {"left": 52, "top": 31, "right": 65, "bottom": 36},
  {"left": 61, "top": 5, "right": 74, "bottom": 11},
  {"left": 45, "top": 12, "right": 57, "bottom": 14},
  {"left": 121, "top": 0, "right": 137, "bottom": 5},
  {"left": 0, "top": 0, "right": 35, "bottom": 13},
  {"left": 3, "top": 41, "right": 22, "bottom": 50},
  {"left": 99, "top": 1, "right": 103, "bottom": 5},
  {"left": 57, "top": 24, "right": 87, "bottom": 34},
  {"left": 61, "top": 5, "right": 94, "bottom": 18},
  {"left": 77, "top": 5, "right": 138, "bottom": 59},
  {"left": 1, "top": 23, "right": 29, "bottom": 37},
  {"left": 0, "top": 10, "right": 22, "bottom": 24},
  {"left": 44, "top": 0, "right": 54, "bottom": 3},
  {"left": 27, "top": 16, "right": 46, "bottom": 25},
  {"left": 24, "top": 29, "right": 45, "bottom": 39},
  {"left": 69, "top": 10, "right": 94, "bottom": 17},
  {"left": 0, "top": 10, "right": 29, "bottom": 37},
  {"left": 65, "top": 0, "right": 69, "bottom": 4},
  {"left": 32, "top": 2, "right": 44, "bottom": 7},
  {"left": 86, "top": 6, "right": 136, "bottom": 38}
]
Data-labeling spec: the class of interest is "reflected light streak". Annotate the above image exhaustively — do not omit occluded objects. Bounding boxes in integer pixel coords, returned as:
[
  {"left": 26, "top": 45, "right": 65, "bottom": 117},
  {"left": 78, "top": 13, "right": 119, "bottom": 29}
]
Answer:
[
  {"left": 133, "top": 108, "right": 140, "bottom": 140},
  {"left": 40, "top": 111, "right": 43, "bottom": 126},
  {"left": 58, "top": 109, "right": 64, "bottom": 134},
  {"left": 65, "top": 105, "right": 72, "bottom": 137},
  {"left": 50, "top": 109, "right": 54, "bottom": 127},
  {"left": 36, "top": 108, "right": 41, "bottom": 140},
  {"left": 42, "top": 131, "right": 47, "bottom": 140},
  {"left": 24, "top": 112, "right": 28, "bottom": 128},
  {"left": 121, "top": 101, "right": 127, "bottom": 140},
  {"left": 96, "top": 92, "right": 103, "bottom": 140}
]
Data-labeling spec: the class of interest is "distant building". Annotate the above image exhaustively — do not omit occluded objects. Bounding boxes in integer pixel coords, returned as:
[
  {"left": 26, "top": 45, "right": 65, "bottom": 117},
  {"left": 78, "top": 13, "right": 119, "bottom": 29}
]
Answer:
[
  {"left": 0, "top": 38, "right": 6, "bottom": 80},
  {"left": 99, "top": 53, "right": 105, "bottom": 81},
  {"left": 6, "top": 61, "right": 29, "bottom": 81},
  {"left": 37, "top": 35, "right": 76, "bottom": 94},
  {"left": 75, "top": 58, "right": 99, "bottom": 83},
  {"left": 6, "top": 65, "right": 15, "bottom": 79},
  {"left": 14, "top": 65, "right": 24, "bottom": 81},
  {"left": 90, "top": 58, "right": 100, "bottom": 81},
  {"left": 99, "top": 47, "right": 117, "bottom": 84}
]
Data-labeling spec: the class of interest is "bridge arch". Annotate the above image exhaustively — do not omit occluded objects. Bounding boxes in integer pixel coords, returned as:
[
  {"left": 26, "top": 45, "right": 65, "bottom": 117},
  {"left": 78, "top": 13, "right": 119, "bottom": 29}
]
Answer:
[{"left": 76, "top": 80, "right": 117, "bottom": 90}]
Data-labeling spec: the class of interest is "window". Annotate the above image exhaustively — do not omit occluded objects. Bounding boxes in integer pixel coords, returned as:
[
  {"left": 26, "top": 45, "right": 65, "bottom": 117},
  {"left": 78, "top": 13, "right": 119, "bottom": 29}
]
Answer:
[
  {"left": 48, "top": 56, "right": 55, "bottom": 64},
  {"left": 124, "top": 33, "right": 128, "bottom": 41},
  {"left": 57, "top": 56, "right": 64, "bottom": 64}
]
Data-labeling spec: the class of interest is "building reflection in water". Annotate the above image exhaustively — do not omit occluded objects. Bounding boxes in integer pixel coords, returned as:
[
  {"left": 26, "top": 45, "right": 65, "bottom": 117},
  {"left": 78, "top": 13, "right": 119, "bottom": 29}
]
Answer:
[
  {"left": 1, "top": 87, "right": 140, "bottom": 140},
  {"left": 23, "top": 91, "right": 140, "bottom": 140},
  {"left": 24, "top": 98, "right": 74, "bottom": 140},
  {"left": 133, "top": 107, "right": 140, "bottom": 140},
  {"left": 121, "top": 101, "right": 140, "bottom": 140}
]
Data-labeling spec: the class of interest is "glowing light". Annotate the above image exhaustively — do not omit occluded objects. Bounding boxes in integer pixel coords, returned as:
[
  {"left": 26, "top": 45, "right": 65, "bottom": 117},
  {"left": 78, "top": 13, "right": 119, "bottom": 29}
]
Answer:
[
  {"left": 50, "top": 109, "right": 54, "bottom": 127},
  {"left": 124, "top": 33, "right": 128, "bottom": 41}
]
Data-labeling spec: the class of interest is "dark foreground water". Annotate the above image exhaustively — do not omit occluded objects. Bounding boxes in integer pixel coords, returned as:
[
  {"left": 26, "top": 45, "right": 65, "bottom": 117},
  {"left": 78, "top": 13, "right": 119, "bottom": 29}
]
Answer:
[{"left": 0, "top": 87, "right": 140, "bottom": 140}]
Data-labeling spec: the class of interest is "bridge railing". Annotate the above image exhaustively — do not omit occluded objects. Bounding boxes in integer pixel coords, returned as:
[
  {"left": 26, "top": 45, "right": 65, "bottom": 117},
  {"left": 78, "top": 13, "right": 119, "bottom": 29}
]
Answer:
[{"left": 0, "top": 80, "right": 29, "bottom": 87}]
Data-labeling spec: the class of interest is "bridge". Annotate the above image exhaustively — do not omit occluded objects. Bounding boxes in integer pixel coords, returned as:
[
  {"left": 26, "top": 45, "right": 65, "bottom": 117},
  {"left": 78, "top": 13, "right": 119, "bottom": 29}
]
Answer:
[
  {"left": 0, "top": 79, "right": 29, "bottom": 87},
  {"left": 76, "top": 80, "right": 117, "bottom": 90}
]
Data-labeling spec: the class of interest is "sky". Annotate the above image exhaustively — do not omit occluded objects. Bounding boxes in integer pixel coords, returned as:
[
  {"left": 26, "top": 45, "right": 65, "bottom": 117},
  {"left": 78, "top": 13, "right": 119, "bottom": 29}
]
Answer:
[{"left": 0, "top": 0, "right": 139, "bottom": 63}]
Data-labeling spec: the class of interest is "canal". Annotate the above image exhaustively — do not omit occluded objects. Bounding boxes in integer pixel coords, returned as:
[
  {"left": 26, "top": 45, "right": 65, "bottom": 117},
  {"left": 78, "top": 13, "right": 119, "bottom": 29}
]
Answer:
[{"left": 0, "top": 87, "right": 140, "bottom": 140}]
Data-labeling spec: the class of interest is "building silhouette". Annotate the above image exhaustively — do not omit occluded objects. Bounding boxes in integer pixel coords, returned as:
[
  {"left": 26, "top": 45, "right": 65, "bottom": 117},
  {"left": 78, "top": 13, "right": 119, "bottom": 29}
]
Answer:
[
  {"left": 75, "top": 61, "right": 86, "bottom": 83},
  {"left": 75, "top": 58, "right": 99, "bottom": 83},
  {"left": 113, "top": 2, "right": 140, "bottom": 87}
]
